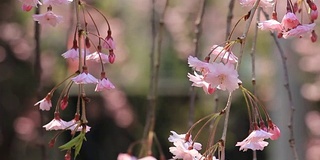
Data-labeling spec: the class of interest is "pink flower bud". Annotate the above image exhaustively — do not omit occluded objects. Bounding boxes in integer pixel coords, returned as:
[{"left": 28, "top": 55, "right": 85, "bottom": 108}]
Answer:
[
  {"left": 311, "top": 30, "right": 317, "bottom": 42},
  {"left": 311, "top": 10, "right": 318, "bottom": 22},
  {"left": 268, "top": 121, "right": 281, "bottom": 140},
  {"left": 22, "top": 4, "right": 33, "bottom": 12},
  {"left": 108, "top": 50, "right": 115, "bottom": 64},
  {"left": 64, "top": 151, "right": 71, "bottom": 160},
  {"left": 60, "top": 95, "right": 68, "bottom": 110},
  {"left": 48, "top": 139, "right": 55, "bottom": 148}
]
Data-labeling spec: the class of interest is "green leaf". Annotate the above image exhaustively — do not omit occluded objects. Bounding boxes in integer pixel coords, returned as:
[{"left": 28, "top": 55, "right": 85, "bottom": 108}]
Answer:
[{"left": 59, "top": 131, "right": 86, "bottom": 159}]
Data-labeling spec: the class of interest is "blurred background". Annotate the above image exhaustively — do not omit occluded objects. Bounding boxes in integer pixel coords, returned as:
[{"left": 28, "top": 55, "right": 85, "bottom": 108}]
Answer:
[{"left": 0, "top": 0, "right": 320, "bottom": 160}]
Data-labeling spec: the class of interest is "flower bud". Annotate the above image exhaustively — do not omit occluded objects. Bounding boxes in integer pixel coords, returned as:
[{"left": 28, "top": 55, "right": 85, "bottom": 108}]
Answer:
[
  {"left": 60, "top": 95, "right": 68, "bottom": 110},
  {"left": 311, "top": 10, "right": 318, "bottom": 22},
  {"left": 108, "top": 50, "right": 115, "bottom": 64},
  {"left": 22, "top": 4, "right": 33, "bottom": 12},
  {"left": 311, "top": 30, "right": 317, "bottom": 42}
]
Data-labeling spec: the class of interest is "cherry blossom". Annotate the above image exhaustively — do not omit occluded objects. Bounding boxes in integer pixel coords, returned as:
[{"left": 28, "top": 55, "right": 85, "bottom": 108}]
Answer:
[
  {"left": 188, "top": 56, "right": 209, "bottom": 73},
  {"left": 34, "top": 94, "right": 52, "bottom": 111},
  {"left": 169, "top": 141, "right": 203, "bottom": 160},
  {"left": 187, "top": 72, "right": 215, "bottom": 94},
  {"left": 33, "top": 11, "right": 63, "bottom": 27},
  {"left": 43, "top": 0, "right": 73, "bottom": 5},
  {"left": 258, "top": 19, "right": 283, "bottom": 33},
  {"left": 282, "top": 23, "right": 316, "bottom": 39},
  {"left": 71, "top": 67, "right": 98, "bottom": 84},
  {"left": 168, "top": 131, "right": 202, "bottom": 159},
  {"left": 281, "top": 12, "right": 300, "bottom": 30},
  {"left": 86, "top": 51, "right": 109, "bottom": 64},
  {"left": 61, "top": 48, "right": 85, "bottom": 61},
  {"left": 43, "top": 113, "right": 69, "bottom": 130},
  {"left": 65, "top": 119, "right": 91, "bottom": 133},
  {"left": 210, "top": 45, "right": 238, "bottom": 64},
  {"left": 204, "top": 63, "right": 240, "bottom": 92},
  {"left": 236, "top": 129, "right": 272, "bottom": 151},
  {"left": 95, "top": 78, "right": 115, "bottom": 91}
]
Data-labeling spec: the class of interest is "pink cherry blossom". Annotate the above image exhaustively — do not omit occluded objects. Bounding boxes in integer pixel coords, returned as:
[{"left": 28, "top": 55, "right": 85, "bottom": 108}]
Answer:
[
  {"left": 210, "top": 45, "right": 238, "bottom": 64},
  {"left": 43, "top": 0, "right": 73, "bottom": 5},
  {"left": 169, "top": 141, "right": 203, "bottom": 160},
  {"left": 19, "top": 0, "right": 42, "bottom": 7},
  {"left": 204, "top": 63, "right": 240, "bottom": 92},
  {"left": 282, "top": 23, "right": 316, "bottom": 39},
  {"left": 268, "top": 122, "right": 281, "bottom": 140},
  {"left": 95, "top": 78, "right": 115, "bottom": 92},
  {"left": 168, "top": 131, "right": 202, "bottom": 151},
  {"left": 34, "top": 94, "right": 52, "bottom": 111},
  {"left": 65, "top": 119, "right": 91, "bottom": 133},
  {"left": 61, "top": 48, "right": 83, "bottom": 61},
  {"left": 258, "top": 19, "right": 283, "bottom": 33},
  {"left": 188, "top": 56, "right": 209, "bottom": 73},
  {"left": 187, "top": 72, "right": 215, "bottom": 94},
  {"left": 281, "top": 12, "right": 300, "bottom": 30},
  {"left": 86, "top": 51, "right": 109, "bottom": 64},
  {"left": 43, "top": 113, "right": 68, "bottom": 130},
  {"left": 71, "top": 72, "right": 98, "bottom": 84},
  {"left": 32, "top": 11, "right": 63, "bottom": 27},
  {"left": 236, "top": 129, "right": 272, "bottom": 151},
  {"left": 239, "top": 0, "right": 275, "bottom": 8}
]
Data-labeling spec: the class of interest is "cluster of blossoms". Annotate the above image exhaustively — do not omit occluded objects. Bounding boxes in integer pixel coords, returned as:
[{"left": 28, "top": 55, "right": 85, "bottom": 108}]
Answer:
[
  {"left": 256, "top": 0, "right": 318, "bottom": 42},
  {"left": 168, "top": 131, "right": 219, "bottom": 160},
  {"left": 19, "top": 0, "right": 117, "bottom": 158},
  {"left": 236, "top": 120, "right": 281, "bottom": 151},
  {"left": 187, "top": 45, "right": 240, "bottom": 94}
]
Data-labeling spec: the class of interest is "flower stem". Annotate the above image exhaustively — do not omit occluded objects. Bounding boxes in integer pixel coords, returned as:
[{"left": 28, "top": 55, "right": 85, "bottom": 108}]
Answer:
[{"left": 189, "top": 0, "right": 207, "bottom": 128}]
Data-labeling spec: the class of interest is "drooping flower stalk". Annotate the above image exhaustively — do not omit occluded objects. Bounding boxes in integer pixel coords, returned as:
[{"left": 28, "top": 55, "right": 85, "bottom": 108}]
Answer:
[
  {"left": 220, "top": 1, "right": 261, "bottom": 160},
  {"left": 262, "top": 10, "right": 299, "bottom": 160},
  {"left": 250, "top": 7, "right": 260, "bottom": 160},
  {"left": 189, "top": 0, "right": 207, "bottom": 128}
]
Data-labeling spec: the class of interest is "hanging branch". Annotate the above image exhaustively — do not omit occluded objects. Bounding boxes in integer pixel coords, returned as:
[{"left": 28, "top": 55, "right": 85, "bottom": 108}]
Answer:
[
  {"left": 226, "top": 0, "right": 235, "bottom": 40},
  {"left": 143, "top": 0, "right": 168, "bottom": 156},
  {"left": 33, "top": 4, "right": 47, "bottom": 160},
  {"left": 189, "top": 0, "right": 207, "bottom": 128},
  {"left": 220, "top": 1, "right": 261, "bottom": 160},
  {"left": 261, "top": 10, "right": 299, "bottom": 160},
  {"left": 250, "top": 7, "right": 261, "bottom": 160}
]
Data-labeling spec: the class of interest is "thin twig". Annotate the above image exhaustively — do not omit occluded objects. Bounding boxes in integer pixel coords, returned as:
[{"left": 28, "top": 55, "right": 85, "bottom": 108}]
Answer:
[
  {"left": 143, "top": 0, "right": 168, "bottom": 156},
  {"left": 226, "top": 0, "right": 235, "bottom": 40},
  {"left": 34, "top": 4, "right": 47, "bottom": 160},
  {"left": 220, "top": 1, "right": 261, "bottom": 160},
  {"left": 261, "top": 10, "right": 299, "bottom": 160},
  {"left": 189, "top": 0, "right": 207, "bottom": 128},
  {"left": 238, "top": 0, "right": 261, "bottom": 67},
  {"left": 250, "top": 7, "right": 261, "bottom": 160}
]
